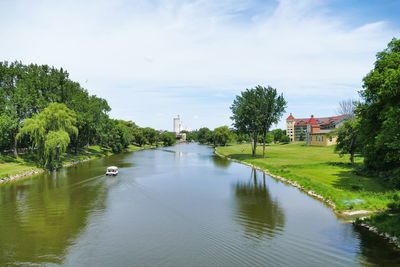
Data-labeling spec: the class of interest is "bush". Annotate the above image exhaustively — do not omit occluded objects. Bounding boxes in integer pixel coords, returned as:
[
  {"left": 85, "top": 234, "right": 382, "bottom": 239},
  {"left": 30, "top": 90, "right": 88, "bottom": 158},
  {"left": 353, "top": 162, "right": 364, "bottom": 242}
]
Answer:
[
  {"left": 280, "top": 135, "right": 290, "bottom": 144},
  {"left": 388, "top": 195, "right": 400, "bottom": 213}
]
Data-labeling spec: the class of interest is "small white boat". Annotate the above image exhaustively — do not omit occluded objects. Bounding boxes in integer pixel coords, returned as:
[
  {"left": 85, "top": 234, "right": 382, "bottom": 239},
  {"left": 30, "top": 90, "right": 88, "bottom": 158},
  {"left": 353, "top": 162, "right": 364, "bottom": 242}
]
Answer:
[{"left": 106, "top": 166, "right": 119, "bottom": 176}]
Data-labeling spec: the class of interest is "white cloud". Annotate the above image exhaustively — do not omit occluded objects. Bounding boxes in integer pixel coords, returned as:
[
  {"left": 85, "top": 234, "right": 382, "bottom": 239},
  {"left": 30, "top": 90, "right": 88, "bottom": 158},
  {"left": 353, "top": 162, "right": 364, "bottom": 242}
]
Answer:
[{"left": 0, "top": 0, "right": 398, "bottom": 130}]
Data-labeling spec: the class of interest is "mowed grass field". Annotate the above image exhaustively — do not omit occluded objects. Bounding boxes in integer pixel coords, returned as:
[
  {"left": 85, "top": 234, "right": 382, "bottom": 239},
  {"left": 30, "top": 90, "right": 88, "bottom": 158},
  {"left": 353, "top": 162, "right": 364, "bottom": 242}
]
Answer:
[{"left": 216, "top": 143, "right": 398, "bottom": 211}]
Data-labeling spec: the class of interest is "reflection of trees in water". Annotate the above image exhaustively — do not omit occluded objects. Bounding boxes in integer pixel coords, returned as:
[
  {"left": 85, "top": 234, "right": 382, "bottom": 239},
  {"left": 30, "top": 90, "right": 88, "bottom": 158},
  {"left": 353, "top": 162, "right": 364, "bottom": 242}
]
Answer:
[
  {"left": 212, "top": 156, "right": 231, "bottom": 169},
  {"left": 0, "top": 171, "right": 108, "bottom": 266},
  {"left": 353, "top": 225, "right": 400, "bottom": 266},
  {"left": 234, "top": 169, "right": 285, "bottom": 239}
]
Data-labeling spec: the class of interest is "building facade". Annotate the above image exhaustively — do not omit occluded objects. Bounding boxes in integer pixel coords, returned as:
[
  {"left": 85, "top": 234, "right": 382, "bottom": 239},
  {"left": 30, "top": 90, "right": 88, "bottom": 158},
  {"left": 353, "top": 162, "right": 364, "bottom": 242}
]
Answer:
[
  {"left": 173, "top": 115, "right": 182, "bottom": 134},
  {"left": 309, "top": 131, "right": 338, "bottom": 146},
  {"left": 286, "top": 113, "right": 347, "bottom": 146},
  {"left": 286, "top": 113, "right": 295, "bottom": 142}
]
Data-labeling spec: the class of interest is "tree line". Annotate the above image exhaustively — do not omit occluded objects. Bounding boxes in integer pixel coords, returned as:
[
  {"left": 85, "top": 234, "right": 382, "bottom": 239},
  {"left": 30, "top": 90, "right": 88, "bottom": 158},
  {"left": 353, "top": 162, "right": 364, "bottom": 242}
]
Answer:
[
  {"left": 0, "top": 61, "right": 176, "bottom": 169},
  {"left": 188, "top": 126, "right": 289, "bottom": 147}
]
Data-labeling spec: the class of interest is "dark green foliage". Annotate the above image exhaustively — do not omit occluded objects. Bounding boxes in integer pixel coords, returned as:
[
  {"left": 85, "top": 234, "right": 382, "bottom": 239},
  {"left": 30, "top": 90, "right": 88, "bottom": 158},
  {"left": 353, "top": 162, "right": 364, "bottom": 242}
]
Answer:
[
  {"left": 0, "top": 113, "right": 18, "bottom": 151},
  {"left": 142, "top": 127, "right": 159, "bottom": 146},
  {"left": 362, "top": 213, "right": 400, "bottom": 238},
  {"left": 279, "top": 135, "right": 290, "bottom": 144},
  {"left": 0, "top": 61, "right": 164, "bottom": 161},
  {"left": 132, "top": 128, "right": 147, "bottom": 147},
  {"left": 0, "top": 61, "right": 111, "bottom": 155},
  {"left": 387, "top": 194, "right": 400, "bottom": 213},
  {"left": 258, "top": 132, "right": 274, "bottom": 144},
  {"left": 235, "top": 132, "right": 250, "bottom": 143},
  {"left": 230, "top": 85, "right": 286, "bottom": 157},
  {"left": 197, "top": 127, "right": 213, "bottom": 144},
  {"left": 105, "top": 120, "right": 137, "bottom": 153},
  {"left": 357, "top": 38, "right": 400, "bottom": 184},
  {"left": 160, "top": 132, "right": 176, "bottom": 146},
  {"left": 230, "top": 88, "right": 260, "bottom": 155},
  {"left": 335, "top": 119, "right": 360, "bottom": 164},
  {"left": 271, "top": 129, "right": 285, "bottom": 143},
  {"left": 194, "top": 126, "right": 236, "bottom": 146},
  {"left": 17, "top": 103, "right": 78, "bottom": 169},
  {"left": 213, "top": 126, "right": 234, "bottom": 146}
]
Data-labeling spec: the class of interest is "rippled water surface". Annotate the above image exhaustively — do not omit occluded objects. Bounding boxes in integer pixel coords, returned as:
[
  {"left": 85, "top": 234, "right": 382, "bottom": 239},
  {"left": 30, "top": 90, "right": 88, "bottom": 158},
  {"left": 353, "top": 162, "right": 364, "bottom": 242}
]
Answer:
[{"left": 1, "top": 143, "right": 399, "bottom": 266}]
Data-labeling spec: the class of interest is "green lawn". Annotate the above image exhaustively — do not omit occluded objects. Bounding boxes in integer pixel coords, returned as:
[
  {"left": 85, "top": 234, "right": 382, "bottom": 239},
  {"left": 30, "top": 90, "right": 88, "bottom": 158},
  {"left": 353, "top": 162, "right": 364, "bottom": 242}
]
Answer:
[
  {"left": 216, "top": 143, "right": 397, "bottom": 211},
  {"left": 0, "top": 162, "right": 40, "bottom": 179},
  {"left": 0, "top": 144, "right": 147, "bottom": 180},
  {"left": 0, "top": 153, "right": 40, "bottom": 179},
  {"left": 61, "top": 145, "right": 112, "bottom": 165},
  {"left": 127, "top": 144, "right": 155, "bottom": 152}
]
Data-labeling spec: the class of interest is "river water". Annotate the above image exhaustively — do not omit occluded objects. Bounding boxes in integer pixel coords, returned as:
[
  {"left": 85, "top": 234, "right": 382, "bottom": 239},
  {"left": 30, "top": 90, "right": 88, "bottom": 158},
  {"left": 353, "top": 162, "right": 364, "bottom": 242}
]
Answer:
[{"left": 0, "top": 143, "right": 399, "bottom": 266}]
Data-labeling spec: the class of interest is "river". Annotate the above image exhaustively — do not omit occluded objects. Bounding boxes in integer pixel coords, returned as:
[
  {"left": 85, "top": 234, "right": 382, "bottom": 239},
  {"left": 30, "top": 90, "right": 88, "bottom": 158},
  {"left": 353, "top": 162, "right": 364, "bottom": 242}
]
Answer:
[{"left": 0, "top": 143, "right": 399, "bottom": 266}]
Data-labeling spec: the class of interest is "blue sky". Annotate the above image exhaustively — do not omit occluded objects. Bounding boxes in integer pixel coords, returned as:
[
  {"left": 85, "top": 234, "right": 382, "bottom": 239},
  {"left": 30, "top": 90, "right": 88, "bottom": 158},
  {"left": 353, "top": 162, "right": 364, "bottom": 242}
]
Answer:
[{"left": 0, "top": 0, "right": 399, "bottom": 130}]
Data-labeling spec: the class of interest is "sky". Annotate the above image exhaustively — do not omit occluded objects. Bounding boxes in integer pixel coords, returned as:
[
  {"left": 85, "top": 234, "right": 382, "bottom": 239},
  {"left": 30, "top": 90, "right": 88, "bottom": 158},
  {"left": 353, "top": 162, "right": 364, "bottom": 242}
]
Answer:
[{"left": 0, "top": 0, "right": 399, "bottom": 131}]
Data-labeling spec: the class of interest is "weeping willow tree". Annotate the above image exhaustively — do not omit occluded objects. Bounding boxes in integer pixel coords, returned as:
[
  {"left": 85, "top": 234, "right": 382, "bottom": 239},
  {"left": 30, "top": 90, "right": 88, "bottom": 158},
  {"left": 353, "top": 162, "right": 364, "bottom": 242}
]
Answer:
[{"left": 17, "top": 103, "right": 78, "bottom": 170}]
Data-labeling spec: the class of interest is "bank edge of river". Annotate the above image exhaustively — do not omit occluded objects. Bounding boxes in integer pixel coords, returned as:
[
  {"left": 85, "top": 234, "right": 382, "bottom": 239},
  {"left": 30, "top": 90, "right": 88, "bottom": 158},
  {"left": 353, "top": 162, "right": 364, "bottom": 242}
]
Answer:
[
  {"left": 0, "top": 145, "right": 152, "bottom": 185},
  {"left": 214, "top": 149, "right": 400, "bottom": 249},
  {"left": 0, "top": 169, "right": 45, "bottom": 184}
]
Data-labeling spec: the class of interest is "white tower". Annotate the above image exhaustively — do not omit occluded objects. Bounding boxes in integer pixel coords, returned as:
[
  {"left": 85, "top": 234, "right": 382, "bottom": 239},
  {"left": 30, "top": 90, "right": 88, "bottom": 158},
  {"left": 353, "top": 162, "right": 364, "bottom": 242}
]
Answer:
[
  {"left": 286, "top": 113, "right": 295, "bottom": 142},
  {"left": 173, "top": 115, "right": 181, "bottom": 134}
]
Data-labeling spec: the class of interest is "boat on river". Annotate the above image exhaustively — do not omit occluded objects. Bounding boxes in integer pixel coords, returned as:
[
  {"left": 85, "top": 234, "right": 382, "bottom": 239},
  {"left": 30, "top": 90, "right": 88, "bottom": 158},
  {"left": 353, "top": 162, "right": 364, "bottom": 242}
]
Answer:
[{"left": 106, "top": 166, "right": 119, "bottom": 176}]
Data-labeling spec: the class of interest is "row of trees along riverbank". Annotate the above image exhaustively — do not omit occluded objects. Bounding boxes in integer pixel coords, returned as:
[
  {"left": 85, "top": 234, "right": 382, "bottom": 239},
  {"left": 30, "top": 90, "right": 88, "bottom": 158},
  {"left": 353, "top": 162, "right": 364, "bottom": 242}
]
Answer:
[
  {"left": 336, "top": 38, "right": 400, "bottom": 240},
  {"left": 186, "top": 126, "right": 290, "bottom": 147},
  {"left": 220, "top": 38, "right": 400, "bottom": 241},
  {"left": 0, "top": 62, "right": 176, "bottom": 170},
  {"left": 225, "top": 38, "right": 400, "bottom": 191}
]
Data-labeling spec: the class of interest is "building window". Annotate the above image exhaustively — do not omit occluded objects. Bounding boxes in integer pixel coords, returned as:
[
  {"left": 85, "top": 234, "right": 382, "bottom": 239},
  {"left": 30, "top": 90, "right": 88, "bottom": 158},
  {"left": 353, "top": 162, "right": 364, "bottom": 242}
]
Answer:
[{"left": 329, "top": 137, "right": 333, "bottom": 142}]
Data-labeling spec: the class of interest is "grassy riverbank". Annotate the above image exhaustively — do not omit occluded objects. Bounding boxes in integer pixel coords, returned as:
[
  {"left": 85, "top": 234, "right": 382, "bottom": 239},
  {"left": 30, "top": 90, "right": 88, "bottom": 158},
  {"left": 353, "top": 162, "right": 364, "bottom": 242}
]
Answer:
[
  {"left": 0, "top": 144, "right": 149, "bottom": 182},
  {"left": 216, "top": 143, "right": 397, "bottom": 212},
  {"left": 0, "top": 159, "right": 41, "bottom": 179},
  {"left": 362, "top": 213, "right": 400, "bottom": 237}
]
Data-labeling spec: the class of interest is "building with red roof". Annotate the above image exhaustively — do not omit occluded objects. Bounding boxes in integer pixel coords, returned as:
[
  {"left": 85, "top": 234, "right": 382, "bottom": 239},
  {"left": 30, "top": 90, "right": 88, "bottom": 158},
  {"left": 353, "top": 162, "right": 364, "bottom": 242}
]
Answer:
[{"left": 286, "top": 113, "right": 348, "bottom": 145}]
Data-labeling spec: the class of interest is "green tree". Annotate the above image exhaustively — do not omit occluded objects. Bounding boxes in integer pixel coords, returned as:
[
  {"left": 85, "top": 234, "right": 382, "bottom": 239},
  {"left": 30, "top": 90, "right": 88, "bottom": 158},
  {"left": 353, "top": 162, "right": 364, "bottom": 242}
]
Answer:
[
  {"left": 271, "top": 129, "right": 284, "bottom": 143},
  {"left": 255, "top": 86, "right": 286, "bottom": 157},
  {"left": 357, "top": 38, "right": 400, "bottom": 180},
  {"left": 280, "top": 135, "right": 290, "bottom": 144},
  {"left": 70, "top": 94, "right": 111, "bottom": 152},
  {"left": 0, "top": 113, "right": 18, "bottom": 152},
  {"left": 231, "top": 86, "right": 286, "bottom": 157},
  {"left": 234, "top": 131, "right": 250, "bottom": 143},
  {"left": 231, "top": 89, "right": 260, "bottom": 156},
  {"left": 0, "top": 61, "right": 26, "bottom": 156},
  {"left": 97, "top": 119, "right": 136, "bottom": 153},
  {"left": 160, "top": 131, "right": 176, "bottom": 146},
  {"left": 197, "top": 127, "right": 213, "bottom": 144},
  {"left": 213, "top": 126, "right": 233, "bottom": 146},
  {"left": 132, "top": 128, "right": 147, "bottom": 147},
  {"left": 0, "top": 61, "right": 113, "bottom": 156},
  {"left": 142, "top": 127, "right": 159, "bottom": 146},
  {"left": 17, "top": 103, "right": 78, "bottom": 170},
  {"left": 335, "top": 119, "right": 360, "bottom": 164}
]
